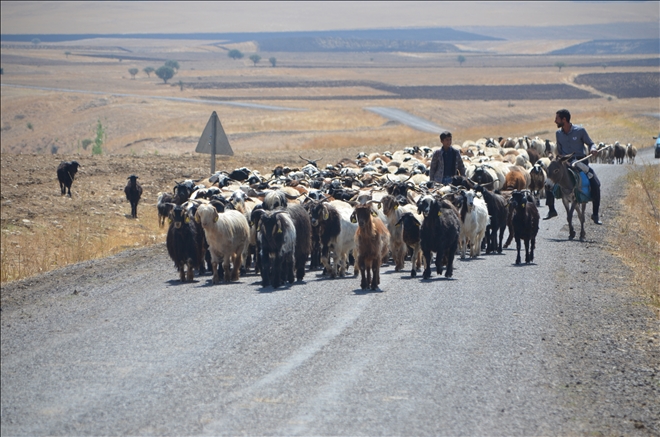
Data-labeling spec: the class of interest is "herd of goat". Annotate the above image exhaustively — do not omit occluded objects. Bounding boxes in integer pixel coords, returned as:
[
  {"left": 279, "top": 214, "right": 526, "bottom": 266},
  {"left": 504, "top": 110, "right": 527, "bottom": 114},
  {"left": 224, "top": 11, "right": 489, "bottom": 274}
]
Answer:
[{"left": 56, "top": 135, "right": 635, "bottom": 290}]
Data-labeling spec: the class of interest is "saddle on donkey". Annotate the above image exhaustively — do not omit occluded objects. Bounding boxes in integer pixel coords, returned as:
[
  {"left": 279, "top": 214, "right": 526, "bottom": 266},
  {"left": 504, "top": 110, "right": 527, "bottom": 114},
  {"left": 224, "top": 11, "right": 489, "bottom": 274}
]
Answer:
[{"left": 552, "top": 166, "right": 592, "bottom": 204}]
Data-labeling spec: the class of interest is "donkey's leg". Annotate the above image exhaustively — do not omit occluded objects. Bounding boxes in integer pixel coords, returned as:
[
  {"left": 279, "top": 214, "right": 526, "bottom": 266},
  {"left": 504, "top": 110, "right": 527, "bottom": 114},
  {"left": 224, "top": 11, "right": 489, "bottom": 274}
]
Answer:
[
  {"left": 564, "top": 199, "right": 576, "bottom": 240},
  {"left": 578, "top": 203, "right": 587, "bottom": 241}
]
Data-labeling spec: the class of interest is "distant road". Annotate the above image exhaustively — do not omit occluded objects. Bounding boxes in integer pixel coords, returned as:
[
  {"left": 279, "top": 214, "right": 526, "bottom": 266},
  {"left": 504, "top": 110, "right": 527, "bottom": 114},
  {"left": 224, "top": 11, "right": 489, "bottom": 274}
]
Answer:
[
  {"left": 0, "top": 83, "right": 304, "bottom": 112},
  {"left": 365, "top": 106, "right": 446, "bottom": 133}
]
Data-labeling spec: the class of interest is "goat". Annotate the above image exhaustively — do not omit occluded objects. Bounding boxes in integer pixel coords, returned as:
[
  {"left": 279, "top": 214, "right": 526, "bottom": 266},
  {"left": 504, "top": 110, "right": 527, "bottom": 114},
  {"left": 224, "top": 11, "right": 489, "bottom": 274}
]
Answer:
[
  {"left": 510, "top": 190, "right": 539, "bottom": 265},
  {"left": 394, "top": 212, "right": 424, "bottom": 277},
  {"left": 194, "top": 204, "right": 249, "bottom": 284},
  {"left": 124, "top": 175, "right": 143, "bottom": 218},
  {"left": 527, "top": 163, "right": 547, "bottom": 206},
  {"left": 257, "top": 209, "right": 297, "bottom": 288},
  {"left": 263, "top": 188, "right": 301, "bottom": 210},
  {"left": 504, "top": 165, "right": 529, "bottom": 191},
  {"left": 613, "top": 141, "right": 626, "bottom": 164},
  {"left": 351, "top": 201, "right": 390, "bottom": 290},
  {"left": 452, "top": 189, "right": 489, "bottom": 259},
  {"left": 626, "top": 143, "right": 637, "bottom": 164},
  {"left": 380, "top": 195, "right": 408, "bottom": 271},
  {"left": 173, "top": 180, "right": 196, "bottom": 205},
  {"left": 57, "top": 160, "right": 81, "bottom": 197},
  {"left": 287, "top": 204, "right": 312, "bottom": 282},
  {"left": 474, "top": 185, "right": 508, "bottom": 255},
  {"left": 307, "top": 199, "right": 357, "bottom": 278},
  {"left": 416, "top": 194, "right": 461, "bottom": 279},
  {"left": 157, "top": 192, "right": 175, "bottom": 228},
  {"left": 166, "top": 205, "right": 204, "bottom": 282}
]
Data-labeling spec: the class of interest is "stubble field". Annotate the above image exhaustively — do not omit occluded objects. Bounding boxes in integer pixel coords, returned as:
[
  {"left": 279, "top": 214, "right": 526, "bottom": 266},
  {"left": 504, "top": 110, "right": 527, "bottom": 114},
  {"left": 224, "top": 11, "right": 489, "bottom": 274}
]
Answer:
[{"left": 0, "top": 38, "right": 658, "bottom": 284}]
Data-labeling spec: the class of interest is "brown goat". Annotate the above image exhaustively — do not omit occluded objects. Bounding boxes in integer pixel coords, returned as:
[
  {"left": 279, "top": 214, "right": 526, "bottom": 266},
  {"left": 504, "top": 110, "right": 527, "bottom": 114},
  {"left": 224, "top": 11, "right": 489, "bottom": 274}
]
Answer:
[
  {"left": 504, "top": 165, "right": 529, "bottom": 191},
  {"left": 351, "top": 202, "right": 390, "bottom": 290}
]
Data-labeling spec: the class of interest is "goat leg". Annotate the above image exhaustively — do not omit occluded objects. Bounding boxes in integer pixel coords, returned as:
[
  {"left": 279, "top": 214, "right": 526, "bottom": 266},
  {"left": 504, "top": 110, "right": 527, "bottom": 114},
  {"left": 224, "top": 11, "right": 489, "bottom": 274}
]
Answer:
[
  {"left": 186, "top": 261, "right": 194, "bottom": 281},
  {"left": 524, "top": 238, "right": 531, "bottom": 264},
  {"left": 179, "top": 262, "right": 186, "bottom": 282},
  {"left": 370, "top": 259, "right": 380, "bottom": 290},
  {"left": 212, "top": 261, "right": 221, "bottom": 284}
]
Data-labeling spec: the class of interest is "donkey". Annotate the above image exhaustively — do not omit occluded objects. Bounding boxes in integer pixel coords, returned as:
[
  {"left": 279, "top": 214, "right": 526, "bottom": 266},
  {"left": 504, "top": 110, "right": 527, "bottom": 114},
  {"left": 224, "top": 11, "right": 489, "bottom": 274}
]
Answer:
[{"left": 546, "top": 154, "right": 591, "bottom": 241}]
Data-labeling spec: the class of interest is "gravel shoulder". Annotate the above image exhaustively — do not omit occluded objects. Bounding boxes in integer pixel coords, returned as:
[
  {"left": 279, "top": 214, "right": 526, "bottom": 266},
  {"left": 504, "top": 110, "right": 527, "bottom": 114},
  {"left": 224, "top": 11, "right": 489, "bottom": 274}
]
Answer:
[{"left": 538, "top": 162, "right": 659, "bottom": 435}]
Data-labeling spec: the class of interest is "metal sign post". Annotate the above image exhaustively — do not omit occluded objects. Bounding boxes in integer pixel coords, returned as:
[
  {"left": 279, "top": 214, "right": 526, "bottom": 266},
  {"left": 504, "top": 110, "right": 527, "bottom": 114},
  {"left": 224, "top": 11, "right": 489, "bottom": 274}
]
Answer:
[{"left": 195, "top": 111, "right": 233, "bottom": 175}]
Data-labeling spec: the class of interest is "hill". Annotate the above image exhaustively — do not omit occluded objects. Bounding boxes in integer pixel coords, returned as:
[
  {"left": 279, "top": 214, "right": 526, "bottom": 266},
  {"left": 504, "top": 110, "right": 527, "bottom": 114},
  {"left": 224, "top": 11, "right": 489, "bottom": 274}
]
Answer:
[{"left": 549, "top": 39, "right": 659, "bottom": 55}]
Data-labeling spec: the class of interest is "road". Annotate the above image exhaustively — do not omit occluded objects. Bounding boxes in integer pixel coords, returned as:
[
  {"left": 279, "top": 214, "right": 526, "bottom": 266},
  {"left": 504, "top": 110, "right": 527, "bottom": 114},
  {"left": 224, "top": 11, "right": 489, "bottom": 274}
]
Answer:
[
  {"left": 365, "top": 106, "right": 447, "bottom": 133},
  {"left": 1, "top": 149, "right": 658, "bottom": 435}
]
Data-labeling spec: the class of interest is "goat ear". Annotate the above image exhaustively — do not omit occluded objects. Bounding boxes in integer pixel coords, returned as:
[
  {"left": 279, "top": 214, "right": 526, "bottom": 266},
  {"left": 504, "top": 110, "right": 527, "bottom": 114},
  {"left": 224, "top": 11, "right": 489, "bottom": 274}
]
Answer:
[
  {"left": 350, "top": 213, "right": 357, "bottom": 223},
  {"left": 371, "top": 210, "right": 377, "bottom": 217},
  {"left": 322, "top": 207, "right": 329, "bottom": 221},
  {"left": 185, "top": 216, "right": 190, "bottom": 224},
  {"left": 213, "top": 214, "right": 219, "bottom": 223},
  {"left": 194, "top": 213, "right": 200, "bottom": 223}
]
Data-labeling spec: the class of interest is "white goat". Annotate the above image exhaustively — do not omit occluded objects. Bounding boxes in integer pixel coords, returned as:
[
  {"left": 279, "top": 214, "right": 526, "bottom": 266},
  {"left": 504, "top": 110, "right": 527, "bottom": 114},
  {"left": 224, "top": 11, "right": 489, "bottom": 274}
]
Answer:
[
  {"left": 194, "top": 204, "right": 250, "bottom": 284},
  {"left": 455, "top": 190, "right": 490, "bottom": 259}
]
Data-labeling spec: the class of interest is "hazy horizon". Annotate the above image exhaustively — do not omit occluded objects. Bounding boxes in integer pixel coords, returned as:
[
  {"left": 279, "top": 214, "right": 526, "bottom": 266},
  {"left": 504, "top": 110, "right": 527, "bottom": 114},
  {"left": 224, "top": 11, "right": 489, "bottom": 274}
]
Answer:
[{"left": 2, "top": 1, "right": 658, "bottom": 35}]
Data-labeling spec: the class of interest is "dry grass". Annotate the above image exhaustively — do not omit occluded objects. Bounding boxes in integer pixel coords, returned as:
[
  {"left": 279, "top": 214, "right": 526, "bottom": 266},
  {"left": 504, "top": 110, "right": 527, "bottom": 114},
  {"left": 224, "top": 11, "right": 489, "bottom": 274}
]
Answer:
[
  {"left": 610, "top": 164, "right": 660, "bottom": 313},
  {"left": 0, "top": 188, "right": 163, "bottom": 283}
]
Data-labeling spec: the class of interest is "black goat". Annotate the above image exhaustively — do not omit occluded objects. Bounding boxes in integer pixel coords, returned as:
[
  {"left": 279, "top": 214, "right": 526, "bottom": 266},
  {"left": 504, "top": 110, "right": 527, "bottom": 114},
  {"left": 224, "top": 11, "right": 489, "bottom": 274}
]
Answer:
[
  {"left": 287, "top": 204, "right": 312, "bottom": 282},
  {"left": 166, "top": 205, "right": 204, "bottom": 282},
  {"left": 474, "top": 185, "right": 508, "bottom": 254},
  {"left": 258, "top": 210, "right": 296, "bottom": 288},
  {"left": 157, "top": 192, "right": 175, "bottom": 228},
  {"left": 57, "top": 160, "right": 81, "bottom": 197},
  {"left": 124, "top": 175, "right": 143, "bottom": 218},
  {"left": 173, "top": 180, "right": 196, "bottom": 205},
  {"left": 510, "top": 190, "right": 540, "bottom": 265},
  {"left": 417, "top": 194, "right": 461, "bottom": 279}
]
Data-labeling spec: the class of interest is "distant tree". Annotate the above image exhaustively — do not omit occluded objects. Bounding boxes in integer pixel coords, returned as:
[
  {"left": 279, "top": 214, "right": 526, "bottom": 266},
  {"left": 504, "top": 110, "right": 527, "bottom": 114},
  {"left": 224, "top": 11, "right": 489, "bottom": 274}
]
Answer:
[
  {"left": 128, "top": 68, "right": 139, "bottom": 79},
  {"left": 249, "top": 54, "right": 261, "bottom": 66},
  {"left": 143, "top": 66, "right": 155, "bottom": 77},
  {"left": 31, "top": 38, "right": 40, "bottom": 46},
  {"left": 269, "top": 57, "right": 277, "bottom": 67},
  {"left": 81, "top": 139, "right": 93, "bottom": 150},
  {"left": 155, "top": 66, "right": 175, "bottom": 84},
  {"left": 457, "top": 55, "right": 466, "bottom": 66},
  {"left": 554, "top": 61, "right": 566, "bottom": 72},
  {"left": 64, "top": 51, "right": 71, "bottom": 58},
  {"left": 228, "top": 49, "right": 244, "bottom": 60},
  {"left": 165, "top": 60, "right": 180, "bottom": 72},
  {"left": 602, "top": 63, "right": 607, "bottom": 69},
  {"left": 178, "top": 80, "right": 184, "bottom": 91}
]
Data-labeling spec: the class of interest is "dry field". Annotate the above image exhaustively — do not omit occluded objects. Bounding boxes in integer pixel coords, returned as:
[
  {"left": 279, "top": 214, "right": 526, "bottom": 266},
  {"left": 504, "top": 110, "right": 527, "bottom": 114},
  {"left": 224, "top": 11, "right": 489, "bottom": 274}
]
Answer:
[{"left": 1, "top": 38, "right": 658, "bottom": 286}]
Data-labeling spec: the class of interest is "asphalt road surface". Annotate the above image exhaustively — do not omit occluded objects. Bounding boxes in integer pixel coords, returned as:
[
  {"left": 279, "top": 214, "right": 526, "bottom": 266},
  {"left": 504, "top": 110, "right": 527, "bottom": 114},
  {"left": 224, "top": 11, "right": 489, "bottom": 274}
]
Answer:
[{"left": 2, "top": 148, "right": 658, "bottom": 435}]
